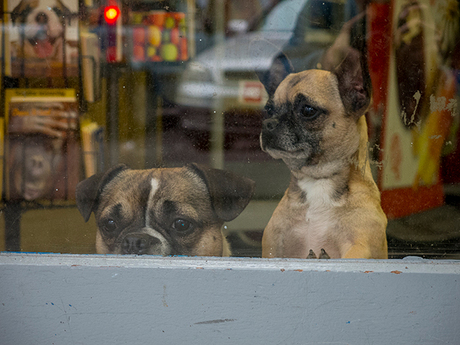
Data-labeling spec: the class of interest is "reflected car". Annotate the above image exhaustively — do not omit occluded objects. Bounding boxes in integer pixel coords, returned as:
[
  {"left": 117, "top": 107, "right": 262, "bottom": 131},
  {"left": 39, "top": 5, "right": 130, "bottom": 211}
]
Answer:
[{"left": 173, "top": 0, "right": 345, "bottom": 150}]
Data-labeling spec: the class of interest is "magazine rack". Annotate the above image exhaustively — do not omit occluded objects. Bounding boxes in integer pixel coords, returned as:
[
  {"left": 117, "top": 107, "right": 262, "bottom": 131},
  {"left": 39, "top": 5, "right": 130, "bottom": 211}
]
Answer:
[
  {"left": 1, "top": 1, "right": 84, "bottom": 251},
  {"left": 0, "top": 0, "right": 194, "bottom": 251}
]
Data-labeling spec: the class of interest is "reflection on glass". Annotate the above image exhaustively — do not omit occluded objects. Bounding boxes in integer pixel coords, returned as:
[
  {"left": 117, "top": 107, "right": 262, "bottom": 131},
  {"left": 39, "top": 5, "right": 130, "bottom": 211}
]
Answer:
[{"left": 0, "top": 0, "right": 459, "bottom": 260}]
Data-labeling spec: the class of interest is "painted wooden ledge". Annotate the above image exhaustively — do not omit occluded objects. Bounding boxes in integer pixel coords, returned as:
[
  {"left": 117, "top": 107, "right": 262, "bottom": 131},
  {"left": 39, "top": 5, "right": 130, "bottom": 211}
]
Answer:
[{"left": 1, "top": 253, "right": 459, "bottom": 344}]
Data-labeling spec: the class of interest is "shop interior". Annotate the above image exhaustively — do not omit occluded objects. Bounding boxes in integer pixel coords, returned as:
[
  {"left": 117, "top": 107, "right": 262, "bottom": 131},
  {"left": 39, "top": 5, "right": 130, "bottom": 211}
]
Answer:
[{"left": 1, "top": 0, "right": 460, "bottom": 259}]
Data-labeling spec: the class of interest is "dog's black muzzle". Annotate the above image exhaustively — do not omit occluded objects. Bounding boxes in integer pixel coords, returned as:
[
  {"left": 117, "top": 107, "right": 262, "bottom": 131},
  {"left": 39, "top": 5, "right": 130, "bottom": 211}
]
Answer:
[
  {"left": 262, "top": 118, "right": 279, "bottom": 132},
  {"left": 261, "top": 118, "right": 279, "bottom": 150},
  {"left": 121, "top": 234, "right": 161, "bottom": 255}
]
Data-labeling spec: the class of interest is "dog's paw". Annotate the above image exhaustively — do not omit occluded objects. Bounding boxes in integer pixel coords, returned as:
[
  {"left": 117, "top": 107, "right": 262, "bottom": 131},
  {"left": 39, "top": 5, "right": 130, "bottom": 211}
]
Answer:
[
  {"left": 306, "top": 249, "right": 317, "bottom": 259},
  {"left": 319, "top": 248, "right": 330, "bottom": 259}
]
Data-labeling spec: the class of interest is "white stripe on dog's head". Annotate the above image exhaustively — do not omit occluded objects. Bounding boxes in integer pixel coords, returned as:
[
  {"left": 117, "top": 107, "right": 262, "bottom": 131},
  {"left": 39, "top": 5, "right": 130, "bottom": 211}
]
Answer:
[
  {"left": 145, "top": 178, "right": 159, "bottom": 226},
  {"left": 143, "top": 177, "right": 173, "bottom": 255}
]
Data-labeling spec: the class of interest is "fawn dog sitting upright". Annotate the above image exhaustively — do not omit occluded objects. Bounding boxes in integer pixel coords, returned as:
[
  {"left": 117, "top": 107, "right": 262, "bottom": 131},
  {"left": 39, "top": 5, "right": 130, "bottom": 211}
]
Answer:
[{"left": 258, "top": 47, "right": 387, "bottom": 259}]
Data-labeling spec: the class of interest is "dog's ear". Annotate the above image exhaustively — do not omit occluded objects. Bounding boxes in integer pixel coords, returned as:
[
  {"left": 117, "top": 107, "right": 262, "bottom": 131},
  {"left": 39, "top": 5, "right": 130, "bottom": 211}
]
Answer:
[
  {"left": 257, "top": 52, "right": 294, "bottom": 98},
  {"left": 187, "top": 163, "right": 255, "bottom": 222},
  {"left": 76, "top": 164, "right": 129, "bottom": 222},
  {"left": 56, "top": 0, "right": 76, "bottom": 25},
  {"left": 10, "top": 0, "right": 28, "bottom": 25},
  {"left": 332, "top": 19, "right": 372, "bottom": 119},
  {"left": 333, "top": 49, "right": 371, "bottom": 119}
]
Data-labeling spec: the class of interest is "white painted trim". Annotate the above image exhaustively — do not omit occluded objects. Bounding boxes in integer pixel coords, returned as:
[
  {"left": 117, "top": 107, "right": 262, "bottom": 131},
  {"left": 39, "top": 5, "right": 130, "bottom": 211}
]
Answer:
[
  {"left": 1, "top": 252, "right": 459, "bottom": 273},
  {"left": 1, "top": 253, "right": 459, "bottom": 345}
]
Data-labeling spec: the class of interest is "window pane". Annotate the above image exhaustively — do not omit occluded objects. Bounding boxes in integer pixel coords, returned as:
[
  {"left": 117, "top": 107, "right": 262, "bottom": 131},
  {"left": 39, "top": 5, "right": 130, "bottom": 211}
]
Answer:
[{"left": 1, "top": 0, "right": 459, "bottom": 259}]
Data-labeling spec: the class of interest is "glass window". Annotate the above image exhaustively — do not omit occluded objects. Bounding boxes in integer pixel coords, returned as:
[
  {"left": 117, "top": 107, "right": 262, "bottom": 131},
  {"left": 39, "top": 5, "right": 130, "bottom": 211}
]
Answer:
[{"left": 1, "top": 0, "right": 459, "bottom": 260}]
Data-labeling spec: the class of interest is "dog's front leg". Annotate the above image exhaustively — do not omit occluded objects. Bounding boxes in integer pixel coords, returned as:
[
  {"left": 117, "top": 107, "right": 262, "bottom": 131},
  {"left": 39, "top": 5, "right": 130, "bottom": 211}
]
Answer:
[
  {"left": 342, "top": 243, "right": 372, "bottom": 259},
  {"left": 261, "top": 229, "right": 280, "bottom": 258}
]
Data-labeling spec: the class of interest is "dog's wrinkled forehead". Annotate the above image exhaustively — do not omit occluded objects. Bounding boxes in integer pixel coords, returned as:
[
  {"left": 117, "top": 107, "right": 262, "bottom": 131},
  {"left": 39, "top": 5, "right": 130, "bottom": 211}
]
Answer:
[
  {"left": 23, "top": 0, "right": 64, "bottom": 10},
  {"left": 273, "top": 70, "right": 341, "bottom": 108},
  {"left": 98, "top": 168, "right": 211, "bottom": 219},
  {"left": 12, "top": 0, "right": 71, "bottom": 22}
]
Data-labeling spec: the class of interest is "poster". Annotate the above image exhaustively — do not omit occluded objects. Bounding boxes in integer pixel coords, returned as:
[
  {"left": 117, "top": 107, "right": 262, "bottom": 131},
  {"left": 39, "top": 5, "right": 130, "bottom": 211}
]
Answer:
[
  {"left": 5, "top": 89, "right": 81, "bottom": 201},
  {"left": 368, "top": 0, "right": 459, "bottom": 218},
  {"left": 4, "top": 0, "right": 79, "bottom": 78}
]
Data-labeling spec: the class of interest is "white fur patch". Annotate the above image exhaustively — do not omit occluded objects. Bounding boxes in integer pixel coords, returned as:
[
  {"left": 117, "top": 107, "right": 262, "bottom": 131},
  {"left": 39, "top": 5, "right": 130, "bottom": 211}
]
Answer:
[
  {"left": 145, "top": 178, "right": 159, "bottom": 225},
  {"left": 143, "top": 228, "right": 172, "bottom": 255},
  {"left": 143, "top": 178, "right": 172, "bottom": 255},
  {"left": 298, "top": 177, "right": 344, "bottom": 256},
  {"left": 298, "top": 177, "right": 344, "bottom": 208}
]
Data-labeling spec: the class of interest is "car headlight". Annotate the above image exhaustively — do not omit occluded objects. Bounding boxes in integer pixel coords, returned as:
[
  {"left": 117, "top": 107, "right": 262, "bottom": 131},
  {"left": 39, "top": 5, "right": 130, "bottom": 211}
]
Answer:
[
  {"left": 181, "top": 62, "right": 213, "bottom": 83},
  {"left": 176, "top": 61, "right": 217, "bottom": 107}
]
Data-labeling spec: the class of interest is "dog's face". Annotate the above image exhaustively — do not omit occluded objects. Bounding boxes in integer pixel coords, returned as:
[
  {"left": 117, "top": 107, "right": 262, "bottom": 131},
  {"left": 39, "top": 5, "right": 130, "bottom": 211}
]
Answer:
[
  {"left": 261, "top": 69, "right": 360, "bottom": 170},
  {"left": 12, "top": 137, "right": 60, "bottom": 200},
  {"left": 259, "top": 50, "right": 371, "bottom": 174},
  {"left": 76, "top": 164, "right": 255, "bottom": 256},
  {"left": 11, "top": 0, "right": 72, "bottom": 58}
]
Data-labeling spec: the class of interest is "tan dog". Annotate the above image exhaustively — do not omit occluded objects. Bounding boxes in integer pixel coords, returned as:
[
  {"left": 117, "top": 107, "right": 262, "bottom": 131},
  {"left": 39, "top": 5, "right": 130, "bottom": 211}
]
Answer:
[
  {"left": 259, "top": 53, "right": 387, "bottom": 259},
  {"left": 76, "top": 164, "right": 255, "bottom": 256}
]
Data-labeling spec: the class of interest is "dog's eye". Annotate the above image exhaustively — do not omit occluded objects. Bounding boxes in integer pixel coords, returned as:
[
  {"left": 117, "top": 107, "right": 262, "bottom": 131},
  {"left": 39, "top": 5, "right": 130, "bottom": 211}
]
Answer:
[
  {"left": 302, "top": 105, "right": 320, "bottom": 119},
  {"left": 103, "top": 218, "right": 117, "bottom": 233},
  {"left": 52, "top": 7, "right": 63, "bottom": 16},
  {"left": 172, "top": 219, "right": 193, "bottom": 232}
]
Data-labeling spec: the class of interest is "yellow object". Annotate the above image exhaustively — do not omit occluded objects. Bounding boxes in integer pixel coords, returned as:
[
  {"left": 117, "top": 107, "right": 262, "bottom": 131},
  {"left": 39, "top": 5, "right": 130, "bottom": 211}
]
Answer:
[
  {"left": 413, "top": 69, "right": 456, "bottom": 187},
  {"left": 147, "top": 46, "right": 157, "bottom": 58},
  {"left": 164, "top": 16, "right": 175, "bottom": 29},
  {"left": 148, "top": 26, "right": 162, "bottom": 47},
  {"left": 161, "top": 44, "right": 178, "bottom": 61}
]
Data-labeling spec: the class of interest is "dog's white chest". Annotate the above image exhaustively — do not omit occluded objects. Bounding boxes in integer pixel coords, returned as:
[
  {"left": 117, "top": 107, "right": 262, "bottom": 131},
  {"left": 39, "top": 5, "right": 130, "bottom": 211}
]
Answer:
[{"left": 297, "top": 178, "right": 344, "bottom": 256}]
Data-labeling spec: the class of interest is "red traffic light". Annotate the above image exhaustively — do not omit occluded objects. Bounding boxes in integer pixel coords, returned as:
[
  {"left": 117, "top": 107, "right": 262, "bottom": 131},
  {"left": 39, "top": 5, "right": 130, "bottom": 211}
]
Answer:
[{"left": 104, "top": 5, "right": 120, "bottom": 25}]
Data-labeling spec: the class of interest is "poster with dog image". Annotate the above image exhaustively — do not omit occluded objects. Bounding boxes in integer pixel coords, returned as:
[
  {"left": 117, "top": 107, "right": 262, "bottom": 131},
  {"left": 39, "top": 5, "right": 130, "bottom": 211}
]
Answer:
[
  {"left": 5, "top": 0, "right": 79, "bottom": 78},
  {"left": 5, "top": 89, "right": 81, "bottom": 201}
]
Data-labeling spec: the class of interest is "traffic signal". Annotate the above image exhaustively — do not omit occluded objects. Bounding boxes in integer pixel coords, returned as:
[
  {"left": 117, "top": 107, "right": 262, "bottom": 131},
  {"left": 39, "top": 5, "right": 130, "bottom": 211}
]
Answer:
[
  {"left": 102, "top": 2, "right": 122, "bottom": 62},
  {"left": 104, "top": 5, "right": 120, "bottom": 25}
]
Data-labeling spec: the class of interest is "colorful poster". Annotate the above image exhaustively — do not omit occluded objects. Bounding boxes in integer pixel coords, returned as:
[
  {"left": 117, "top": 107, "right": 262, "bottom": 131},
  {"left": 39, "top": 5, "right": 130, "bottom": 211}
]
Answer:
[
  {"left": 368, "top": 0, "right": 459, "bottom": 218},
  {"left": 5, "top": 0, "right": 79, "bottom": 77}
]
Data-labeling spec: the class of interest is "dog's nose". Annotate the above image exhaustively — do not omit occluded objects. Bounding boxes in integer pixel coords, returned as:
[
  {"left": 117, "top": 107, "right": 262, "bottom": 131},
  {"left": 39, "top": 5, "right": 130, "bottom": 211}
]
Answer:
[
  {"left": 35, "top": 12, "right": 48, "bottom": 24},
  {"left": 262, "top": 118, "right": 279, "bottom": 132},
  {"left": 122, "top": 235, "right": 160, "bottom": 255},
  {"left": 30, "top": 155, "right": 45, "bottom": 170}
]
